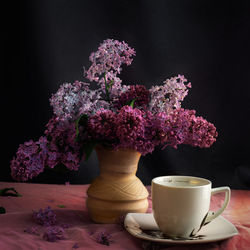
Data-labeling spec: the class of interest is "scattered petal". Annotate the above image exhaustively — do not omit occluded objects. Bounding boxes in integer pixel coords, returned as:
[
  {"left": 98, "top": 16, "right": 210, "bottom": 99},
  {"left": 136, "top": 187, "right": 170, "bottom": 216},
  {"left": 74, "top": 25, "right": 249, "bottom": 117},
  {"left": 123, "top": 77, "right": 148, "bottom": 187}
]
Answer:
[
  {"left": 24, "top": 226, "right": 40, "bottom": 236},
  {"left": 43, "top": 226, "right": 66, "bottom": 242},
  {"left": 32, "top": 206, "right": 56, "bottom": 226}
]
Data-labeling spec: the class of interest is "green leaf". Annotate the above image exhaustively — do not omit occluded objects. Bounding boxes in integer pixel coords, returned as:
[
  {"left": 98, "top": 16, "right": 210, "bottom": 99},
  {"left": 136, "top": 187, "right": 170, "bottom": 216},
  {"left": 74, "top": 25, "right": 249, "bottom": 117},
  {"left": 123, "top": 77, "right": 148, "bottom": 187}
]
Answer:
[
  {"left": 57, "top": 204, "right": 66, "bottom": 208},
  {"left": 0, "top": 207, "right": 6, "bottom": 214},
  {"left": 84, "top": 142, "right": 96, "bottom": 161},
  {"left": 129, "top": 99, "right": 136, "bottom": 108},
  {"left": 75, "top": 114, "right": 88, "bottom": 141},
  {"left": 103, "top": 73, "right": 114, "bottom": 102},
  {"left": 108, "top": 79, "right": 114, "bottom": 90},
  {"left": 0, "top": 188, "right": 22, "bottom": 197},
  {"left": 124, "top": 98, "right": 137, "bottom": 108}
]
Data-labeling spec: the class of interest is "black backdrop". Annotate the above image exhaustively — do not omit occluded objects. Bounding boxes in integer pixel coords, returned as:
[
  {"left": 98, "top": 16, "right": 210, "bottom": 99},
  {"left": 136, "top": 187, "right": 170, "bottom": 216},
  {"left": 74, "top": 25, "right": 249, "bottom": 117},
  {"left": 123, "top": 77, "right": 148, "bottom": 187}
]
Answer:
[{"left": 3, "top": 0, "right": 250, "bottom": 189}]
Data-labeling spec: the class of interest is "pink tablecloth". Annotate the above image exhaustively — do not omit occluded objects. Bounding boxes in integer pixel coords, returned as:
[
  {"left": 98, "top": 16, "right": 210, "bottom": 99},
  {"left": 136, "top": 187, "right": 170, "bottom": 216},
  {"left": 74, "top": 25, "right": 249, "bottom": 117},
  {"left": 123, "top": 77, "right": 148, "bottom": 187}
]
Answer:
[{"left": 0, "top": 182, "right": 250, "bottom": 250}]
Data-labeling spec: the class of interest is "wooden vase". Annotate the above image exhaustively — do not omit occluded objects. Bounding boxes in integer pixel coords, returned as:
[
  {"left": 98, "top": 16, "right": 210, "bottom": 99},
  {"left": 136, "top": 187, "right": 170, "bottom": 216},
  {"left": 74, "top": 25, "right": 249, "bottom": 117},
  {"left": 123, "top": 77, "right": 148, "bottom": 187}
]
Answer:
[{"left": 86, "top": 146, "right": 149, "bottom": 223}]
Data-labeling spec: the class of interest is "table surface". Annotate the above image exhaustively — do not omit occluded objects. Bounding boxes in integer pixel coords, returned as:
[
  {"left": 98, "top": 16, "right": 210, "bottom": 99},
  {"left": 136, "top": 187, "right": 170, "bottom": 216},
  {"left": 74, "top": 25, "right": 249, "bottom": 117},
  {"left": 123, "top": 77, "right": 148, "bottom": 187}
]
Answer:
[{"left": 0, "top": 182, "right": 250, "bottom": 250}]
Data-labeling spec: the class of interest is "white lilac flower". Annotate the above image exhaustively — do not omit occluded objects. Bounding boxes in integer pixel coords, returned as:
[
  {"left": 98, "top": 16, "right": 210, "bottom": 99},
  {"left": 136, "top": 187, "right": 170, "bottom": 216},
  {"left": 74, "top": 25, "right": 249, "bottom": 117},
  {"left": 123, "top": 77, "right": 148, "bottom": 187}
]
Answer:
[{"left": 50, "top": 80, "right": 109, "bottom": 122}]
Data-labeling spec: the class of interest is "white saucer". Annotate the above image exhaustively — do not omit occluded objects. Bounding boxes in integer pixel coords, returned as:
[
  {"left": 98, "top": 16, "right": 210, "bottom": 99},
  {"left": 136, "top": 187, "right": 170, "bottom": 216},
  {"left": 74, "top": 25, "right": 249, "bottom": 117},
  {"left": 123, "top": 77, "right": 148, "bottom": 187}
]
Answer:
[{"left": 124, "top": 213, "right": 238, "bottom": 244}]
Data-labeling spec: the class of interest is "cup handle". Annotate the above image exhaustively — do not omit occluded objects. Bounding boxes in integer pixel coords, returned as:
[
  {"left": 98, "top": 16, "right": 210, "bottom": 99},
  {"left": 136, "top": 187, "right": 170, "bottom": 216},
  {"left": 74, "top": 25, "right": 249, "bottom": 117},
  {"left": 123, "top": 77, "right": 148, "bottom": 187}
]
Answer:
[{"left": 204, "top": 186, "right": 231, "bottom": 225}]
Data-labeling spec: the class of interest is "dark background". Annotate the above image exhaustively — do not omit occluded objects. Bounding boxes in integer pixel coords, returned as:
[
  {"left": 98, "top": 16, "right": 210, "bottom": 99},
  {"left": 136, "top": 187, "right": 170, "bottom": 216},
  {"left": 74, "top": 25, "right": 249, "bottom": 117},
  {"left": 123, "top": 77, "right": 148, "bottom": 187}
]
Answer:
[{"left": 3, "top": 0, "right": 250, "bottom": 189}]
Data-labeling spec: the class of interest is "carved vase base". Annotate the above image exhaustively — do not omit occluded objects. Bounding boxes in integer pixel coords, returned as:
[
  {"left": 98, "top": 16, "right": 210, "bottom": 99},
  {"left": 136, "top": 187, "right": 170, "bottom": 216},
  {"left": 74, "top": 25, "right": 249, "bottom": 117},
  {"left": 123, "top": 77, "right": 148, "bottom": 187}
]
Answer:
[
  {"left": 86, "top": 197, "right": 148, "bottom": 223},
  {"left": 86, "top": 146, "right": 149, "bottom": 224}
]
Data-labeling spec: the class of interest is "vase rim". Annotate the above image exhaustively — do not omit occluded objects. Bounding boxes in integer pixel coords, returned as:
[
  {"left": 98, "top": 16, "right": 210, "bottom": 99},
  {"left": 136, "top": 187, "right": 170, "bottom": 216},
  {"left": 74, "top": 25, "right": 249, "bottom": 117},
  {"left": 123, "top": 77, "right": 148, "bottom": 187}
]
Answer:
[{"left": 95, "top": 144, "right": 140, "bottom": 154}]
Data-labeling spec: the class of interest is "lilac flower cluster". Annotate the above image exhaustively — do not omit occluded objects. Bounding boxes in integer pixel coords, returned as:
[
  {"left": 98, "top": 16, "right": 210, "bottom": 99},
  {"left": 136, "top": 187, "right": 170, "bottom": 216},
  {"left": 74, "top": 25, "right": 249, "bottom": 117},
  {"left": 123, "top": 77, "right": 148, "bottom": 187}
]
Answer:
[
  {"left": 85, "top": 38, "right": 135, "bottom": 82},
  {"left": 10, "top": 38, "right": 218, "bottom": 181},
  {"left": 149, "top": 75, "right": 191, "bottom": 114},
  {"left": 87, "top": 106, "right": 153, "bottom": 153},
  {"left": 11, "top": 117, "right": 83, "bottom": 181},
  {"left": 10, "top": 137, "right": 47, "bottom": 181},
  {"left": 43, "top": 226, "right": 66, "bottom": 242},
  {"left": 87, "top": 106, "right": 218, "bottom": 155},
  {"left": 44, "top": 116, "right": 84, "bottom": 170},
  {"left": 94, "top": 231, "right": 112, "bottom": 246},
  {"left": 149, "top": 109, "right": 218, "bottom": 149},
  {"left": 115, "top": 106, "right": 146, "bottom": 150},
  {"left": 115, "top": 84, "right": 150, "bottom": 109},
  {"left": 84, "top": 39, "right": 135, "bottom": 102},
  {"left": 29, "top": 207, "right": 67, "bottom": 242},
  {"left": 32, "top": 206, "right": 57, "bottom": 226},
  {"left": 50, "top": 81, "right": 109, "bottom": 122},
  {"left": 87, "top": 109, "right": 118, "bottom": 146}
]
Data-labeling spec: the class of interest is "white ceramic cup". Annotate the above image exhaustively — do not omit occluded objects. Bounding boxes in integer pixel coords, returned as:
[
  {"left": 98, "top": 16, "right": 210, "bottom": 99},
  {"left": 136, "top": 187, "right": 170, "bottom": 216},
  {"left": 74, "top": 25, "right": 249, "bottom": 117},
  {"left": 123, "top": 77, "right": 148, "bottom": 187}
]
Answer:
[{"left": 151, "top": 176, "right": 230, "bottom": 238}]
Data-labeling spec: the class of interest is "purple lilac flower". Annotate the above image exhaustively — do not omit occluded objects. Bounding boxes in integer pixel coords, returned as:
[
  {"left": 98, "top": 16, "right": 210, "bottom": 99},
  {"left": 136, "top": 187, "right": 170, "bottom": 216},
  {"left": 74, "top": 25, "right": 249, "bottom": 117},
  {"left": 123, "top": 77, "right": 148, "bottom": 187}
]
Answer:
[
  {"left": 11, "top": 116, "right": 84, "bottom": 181},
  {"left": 85, "top": 39, "right": 136, "bottom": 83},
  {"left": 156, "top": 108, "right": 218, "bottom": 149},
  {"left": 94, "top": 231, "right": 112, "bottom": 246},
  {"left": 32, "top": 206, "right": 57, "bottom": 226},
  {"left": 143, "top": 111, "right": 169, "bottom": 147},
  {"left": 43, "top": 226, "right": 66, "bottom": 242},
  {"left": 115, "top": 106, "right": 146, "bottom": 150},
  {"left": 50, "top": 81, "right": 109, "bottom": 122},
  {"left": 87, "top": 109, "right": 118, "bottom": 146},
  {"left": 115, "top": 84, "right": 150, "bottom": 109},
  {"left": 44, "top": 117, "right": 84, "bottom": 171},
  {"left": 149, "top": 75, "right": 191, "bottom": 114},
  {"left": 10, "top": 137, "right": 48, "bottom": 181},
  {"left": 183, "top": 113, "right": 218, "bottom": 148}
]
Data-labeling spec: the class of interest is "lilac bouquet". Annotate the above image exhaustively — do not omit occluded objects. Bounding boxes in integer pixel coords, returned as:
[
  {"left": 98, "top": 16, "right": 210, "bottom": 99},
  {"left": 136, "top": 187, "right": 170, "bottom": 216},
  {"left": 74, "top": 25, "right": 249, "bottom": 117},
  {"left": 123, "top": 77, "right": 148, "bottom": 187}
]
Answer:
[{"left": 11, "top": 39, "right": 218, "bottom": 182}]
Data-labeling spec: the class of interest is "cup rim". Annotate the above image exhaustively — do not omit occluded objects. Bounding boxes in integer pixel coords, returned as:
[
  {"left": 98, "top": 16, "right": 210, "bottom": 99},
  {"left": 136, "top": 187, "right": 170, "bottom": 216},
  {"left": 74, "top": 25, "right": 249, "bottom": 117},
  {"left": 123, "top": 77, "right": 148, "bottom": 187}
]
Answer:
[{"left": 152, "top": 175, "right": 211, "bottom": 188}]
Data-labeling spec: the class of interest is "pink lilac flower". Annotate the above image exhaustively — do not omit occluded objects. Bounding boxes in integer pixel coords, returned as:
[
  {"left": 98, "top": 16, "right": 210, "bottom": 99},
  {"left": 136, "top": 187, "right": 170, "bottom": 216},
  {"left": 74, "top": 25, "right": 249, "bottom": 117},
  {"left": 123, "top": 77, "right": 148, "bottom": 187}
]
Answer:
[
  {"left": 115, "top": 84, "right": 150, "bottom": 109},
  {"left": 10, "top": 137, "right": 47, "bottom": 181},
  {"left": 149, "top": 75, "right": 191, "bottom": 114},
  {"left": 84, "top": 39, "right": 135, "bottom": 103},
  {"left": 32, "top": 206, "right": 57, "bottom": 226},
  {"left": 43, "top": 226, "right": 66, "bottom": 242},
  {"left": 85, "top": 39, "right": 136, "bottom": 83}
]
